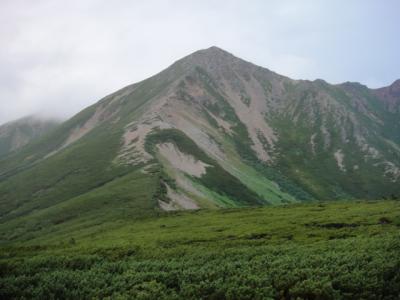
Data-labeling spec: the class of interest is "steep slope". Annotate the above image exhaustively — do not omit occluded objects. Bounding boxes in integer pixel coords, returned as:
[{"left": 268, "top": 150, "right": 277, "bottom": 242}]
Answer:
[
  {"left": 0, "top": 116, "right": 59, "bottom": 158},
  {"left": 267, "top": 79, "right": 400, "bottom": 199},
  {"left": 372, "top": 79, "right": 400, "bottom": 143},
  {"left": 0, "top": 47, "right": 399, "bottom": 242}
]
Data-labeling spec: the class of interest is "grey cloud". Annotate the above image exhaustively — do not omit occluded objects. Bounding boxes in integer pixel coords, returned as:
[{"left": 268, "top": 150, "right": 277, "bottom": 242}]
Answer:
[{"left": 0, "top": 0, "right": 399, "bottom": 125}]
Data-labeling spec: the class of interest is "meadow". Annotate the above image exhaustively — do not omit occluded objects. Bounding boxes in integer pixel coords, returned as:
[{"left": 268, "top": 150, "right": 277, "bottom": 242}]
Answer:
[{"left": 1, "top": 200, "right": 399, "bottom": 299}]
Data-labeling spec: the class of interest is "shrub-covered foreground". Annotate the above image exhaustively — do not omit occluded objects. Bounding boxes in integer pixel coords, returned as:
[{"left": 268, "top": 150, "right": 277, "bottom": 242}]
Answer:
[{"left": 1, "top": 201, "right": 400, "bottom": 299}]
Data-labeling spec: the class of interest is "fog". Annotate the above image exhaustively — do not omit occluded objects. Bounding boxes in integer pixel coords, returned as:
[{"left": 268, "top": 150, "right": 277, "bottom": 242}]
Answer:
[{"left": 1, "top": 0, "right": 399, "bottom": 125}]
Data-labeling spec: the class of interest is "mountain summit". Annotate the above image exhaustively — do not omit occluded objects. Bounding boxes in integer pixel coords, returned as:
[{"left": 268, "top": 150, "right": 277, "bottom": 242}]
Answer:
[
  {"left": 0, "top": 48, "right": 399, "bottom": 238},
  {"left": 0, "top": 116, "right": 59, "bottom": 158}
]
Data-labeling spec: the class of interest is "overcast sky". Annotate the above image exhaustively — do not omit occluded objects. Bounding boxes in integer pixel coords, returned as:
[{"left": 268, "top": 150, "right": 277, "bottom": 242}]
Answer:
[{"left": 1, "top": 0, "right": 399, "bottom": 125}]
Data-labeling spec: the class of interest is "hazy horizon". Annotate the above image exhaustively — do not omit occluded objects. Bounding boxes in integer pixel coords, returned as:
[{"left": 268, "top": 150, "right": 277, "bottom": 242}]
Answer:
[{"left": 1, "top": 0, "right": 399, "bottom": 125}]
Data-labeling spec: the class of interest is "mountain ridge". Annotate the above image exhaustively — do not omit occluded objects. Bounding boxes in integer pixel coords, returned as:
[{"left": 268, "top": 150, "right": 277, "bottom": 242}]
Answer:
[{"left": 0, "top": 47, "right": 399, "bottom": 242}]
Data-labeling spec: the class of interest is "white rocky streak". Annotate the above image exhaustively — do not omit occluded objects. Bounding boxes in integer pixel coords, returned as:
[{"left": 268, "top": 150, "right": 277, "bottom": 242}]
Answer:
[
  {"left": 157, "top": 143, "right": 209, "bottom": 177},
  {"left": 158, "top": 184, "right": 199, "bottom": 211},
  {"left": 334, "top": 149, "right": 346, "bottom": 172},
  {"left": 223, "top": 76, "right": 277, "bottom": 162},
  {"left": 310, "top": 133, "right": 316, "bottom": 155}
]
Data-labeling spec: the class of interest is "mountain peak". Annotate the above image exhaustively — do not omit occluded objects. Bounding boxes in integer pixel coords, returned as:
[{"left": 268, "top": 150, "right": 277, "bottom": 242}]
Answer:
[
  {"left": 373, "top": 79, "right": 400, "bottom": 110},
  {"left": 182, "top": 46, "right": 237, "bottom": 65},
  {"left": 377, "top": 79, "right": 400, "bottom": 94},
  {"left": 199, "top": 46, "right": 232, "bottom": 55},
  {"left": 390, "top": 79, "right": 400, "bottom": 89},
  {"left": 173, "top": 46, "right": 268, "bottom": 80}
]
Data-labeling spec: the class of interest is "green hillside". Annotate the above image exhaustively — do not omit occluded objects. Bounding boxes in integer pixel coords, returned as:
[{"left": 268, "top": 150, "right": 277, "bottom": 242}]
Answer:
[{"left": 1, "top": 200, "right": 399, "bottom": 299}]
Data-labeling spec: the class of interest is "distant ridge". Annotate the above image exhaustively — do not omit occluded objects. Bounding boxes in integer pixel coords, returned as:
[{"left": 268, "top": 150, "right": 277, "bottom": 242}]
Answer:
[{"left": 0, "top": 115, "right": 59, "bottom": 158}]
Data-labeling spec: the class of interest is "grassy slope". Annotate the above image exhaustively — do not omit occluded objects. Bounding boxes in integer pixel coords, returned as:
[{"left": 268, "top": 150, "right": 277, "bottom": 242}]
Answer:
[
  {"left": 1, "top": 200, "right": 399, "bottom": 299},
  {"left": 0, "top": 168, "right": 159, "bottom": 243},
  {"left": 0, "top": 67, "right": 176, "bottom": 224},
  {"left": 0, "top": 125, "right": 131, "bottom": 222}
]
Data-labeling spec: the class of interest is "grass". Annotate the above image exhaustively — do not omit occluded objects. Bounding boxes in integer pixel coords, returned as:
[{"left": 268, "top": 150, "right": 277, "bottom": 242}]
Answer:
[
  {"left": 0, "top": 167, "right": 158, "bottom": 243},
  {"left": 1, "top": 200, "right": 399, "bottom": 299},
  {"left": 0, "top": 125, "right": 132, "bottom": 222}
]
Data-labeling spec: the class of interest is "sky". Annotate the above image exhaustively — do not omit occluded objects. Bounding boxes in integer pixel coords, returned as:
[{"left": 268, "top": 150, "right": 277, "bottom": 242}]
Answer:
[{"left": 1, "top": 0, "right": 399, "bottom": 125}]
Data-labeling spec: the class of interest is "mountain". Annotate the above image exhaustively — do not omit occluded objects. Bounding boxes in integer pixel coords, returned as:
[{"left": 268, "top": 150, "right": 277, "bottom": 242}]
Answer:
[
  {"left": 0, "top": 47, "right": 399, "bottom": 241},
  {"left": 0, "top": 116, "right": 59, "bottom": 158},
  {"left": 373, "top": 79, "right": 400, "bottom": 113}
]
